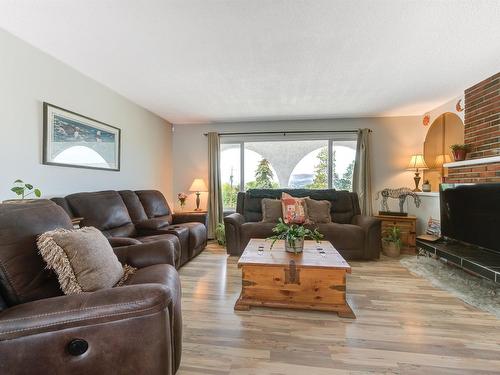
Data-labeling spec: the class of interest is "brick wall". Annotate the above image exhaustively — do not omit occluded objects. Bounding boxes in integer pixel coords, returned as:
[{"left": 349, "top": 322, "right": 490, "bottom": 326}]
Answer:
[
  {"left": 446, "top": 162, "right": 500, "bottom": 183},
  {"left": 464, "top": 72, "right": 500, "bottom": 159},
  {"left": 445, "top": 72, "right": 500, "bottom": 183}
]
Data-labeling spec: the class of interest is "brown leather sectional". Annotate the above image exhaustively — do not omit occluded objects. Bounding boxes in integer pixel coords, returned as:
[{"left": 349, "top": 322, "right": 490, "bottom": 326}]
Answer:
[
  {"left": 52, "top": 189, "right": 208, "bottom": 268},
  {"left": 0, "top": 200, "right": 182, "bottom": 374},
  {"left": 224, "top": 189, "right": 381, "bottom": 260}
]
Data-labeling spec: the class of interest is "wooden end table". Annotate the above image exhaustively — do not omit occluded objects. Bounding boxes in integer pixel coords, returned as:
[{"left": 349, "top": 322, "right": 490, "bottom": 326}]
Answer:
[{"left": 235, "top": 239, "right": 355, "bottom": 318}]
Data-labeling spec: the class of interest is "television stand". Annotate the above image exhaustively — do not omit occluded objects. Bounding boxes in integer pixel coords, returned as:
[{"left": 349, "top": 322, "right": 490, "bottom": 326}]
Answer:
[{"left": 416, "top": 239, "right": 500, "bottom": 284}]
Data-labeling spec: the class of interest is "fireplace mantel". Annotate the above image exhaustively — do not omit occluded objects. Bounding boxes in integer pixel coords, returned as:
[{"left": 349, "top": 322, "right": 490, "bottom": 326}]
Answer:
[{"left": 443, "top": 155, "right": 500, "bottom": 168}]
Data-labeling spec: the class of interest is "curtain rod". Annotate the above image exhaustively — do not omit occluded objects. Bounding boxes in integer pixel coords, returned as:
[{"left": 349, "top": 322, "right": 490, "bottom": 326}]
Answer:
[{"left": 203, "top": 129, "right": 369, "bottom": 136}]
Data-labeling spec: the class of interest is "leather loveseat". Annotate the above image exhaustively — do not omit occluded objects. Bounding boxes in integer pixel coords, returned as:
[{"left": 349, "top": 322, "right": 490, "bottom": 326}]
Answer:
[
  {"left": 0, "top": 200, "right": 182, "bottom": 374},
  {"left": 224, "top": 189, "right": 381, "bottom": 260},
  {"left": 52, "top": 190, "right": 207, "bottom": 268}
]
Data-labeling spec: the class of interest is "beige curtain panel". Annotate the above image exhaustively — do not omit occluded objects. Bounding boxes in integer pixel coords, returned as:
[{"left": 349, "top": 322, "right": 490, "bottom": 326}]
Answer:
[
  {"left": 207, "top": 132, "right": 223, "bottom": 239},
  {"left": 352, "top": 128, "right": 373, "bottom": 216}
]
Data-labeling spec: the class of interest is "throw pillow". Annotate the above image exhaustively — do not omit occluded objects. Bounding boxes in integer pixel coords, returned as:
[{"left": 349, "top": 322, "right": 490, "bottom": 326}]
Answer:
[
  {"left": 37, "top": 227, "right": 134, "bottom": 295},
  {"left": 261, "top": 198, "right": 283, "bottom": 223},
  {"left": 305, "top": 198, "right": 332, "bottom": 224},
  {"left": 281, "top": 193, "right": 308, "bottom": 224}
]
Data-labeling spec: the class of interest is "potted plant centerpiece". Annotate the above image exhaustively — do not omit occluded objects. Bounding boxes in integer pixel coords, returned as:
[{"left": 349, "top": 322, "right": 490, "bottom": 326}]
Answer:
[
  {"left": 382, "top": 226, "right": 401, "bottom": 257},
  {"left": 267, "top": 218, "right": 323, "bottom": 253},
  {"left": 450, "top": 144, "right": 470, "bottom": 162}
]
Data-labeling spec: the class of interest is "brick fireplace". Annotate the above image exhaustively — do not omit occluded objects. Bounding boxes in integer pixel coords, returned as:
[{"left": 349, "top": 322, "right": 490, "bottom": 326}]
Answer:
[{"left": 445, "top": 72, "right": 500, "bottom": 183}]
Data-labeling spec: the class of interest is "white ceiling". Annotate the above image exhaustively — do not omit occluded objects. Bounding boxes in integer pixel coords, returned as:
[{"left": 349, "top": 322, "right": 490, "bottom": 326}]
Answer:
[{"left": 1, "top": 1, "right": 499, "bottom": 124}]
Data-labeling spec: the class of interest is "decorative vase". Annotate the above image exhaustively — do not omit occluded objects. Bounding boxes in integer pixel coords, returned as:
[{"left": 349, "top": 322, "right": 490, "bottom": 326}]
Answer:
[
  {"left": 422, "top": 181, "right": 431, "bottom": 192},
  {"left": 382, "top": 240, "right": 401, "bottom": 257},
  {"left": 452, "top": 149, "right": 467, "bottom": 161},
  {"left": 285, "top": 238, "right": 304, "bottom": 253}
]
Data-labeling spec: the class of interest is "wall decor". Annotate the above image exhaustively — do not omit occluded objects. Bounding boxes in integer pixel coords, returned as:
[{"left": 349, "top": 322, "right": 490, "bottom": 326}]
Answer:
[
  {"left": 422, "top": 113, "right": 431, "bottom": 126},
  {"left": 43, "top": 103, "right": 121, "bottom": 171}
]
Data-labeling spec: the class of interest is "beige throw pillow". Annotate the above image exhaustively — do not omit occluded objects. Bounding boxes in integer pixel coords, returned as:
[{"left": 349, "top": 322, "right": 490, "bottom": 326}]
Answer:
[
  {"left": 261, "top": 198, "right": 283, "bottom": 223},
  {"left": 305, "top": 198, "right": 332, "bottom": 224},
  {"left": 37, "top": 227, "right": 132, "bottom": 295}
]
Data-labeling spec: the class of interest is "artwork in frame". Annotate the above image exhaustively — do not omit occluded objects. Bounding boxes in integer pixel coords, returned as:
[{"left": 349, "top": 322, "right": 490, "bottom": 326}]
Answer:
[{"left": 43, "top": 102, "right": 121, "bottom": 171}]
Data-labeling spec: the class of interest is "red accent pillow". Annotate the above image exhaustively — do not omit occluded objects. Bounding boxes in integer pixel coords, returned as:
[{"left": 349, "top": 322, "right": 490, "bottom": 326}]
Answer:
[{"left": 281, "top": 193, "right": 308, "bottom": 224}]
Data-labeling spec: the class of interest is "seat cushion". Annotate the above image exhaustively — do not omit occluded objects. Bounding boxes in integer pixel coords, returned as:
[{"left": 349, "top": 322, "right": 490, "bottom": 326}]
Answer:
[
  {"left": 124, "top": 264, "right": 182, "bottom": 373},
  {"left": 317, "top": 223, "right": 365, "bottom": 253}
]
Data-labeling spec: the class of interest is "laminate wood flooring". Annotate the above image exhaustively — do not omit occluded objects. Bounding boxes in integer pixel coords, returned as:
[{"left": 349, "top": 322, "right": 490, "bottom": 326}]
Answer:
[{"left": 177, "top": 242, "right": 500, "bottom": 375}]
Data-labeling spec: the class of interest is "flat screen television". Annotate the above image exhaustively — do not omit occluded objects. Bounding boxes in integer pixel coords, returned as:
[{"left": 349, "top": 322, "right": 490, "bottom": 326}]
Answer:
[{"left": 440, "top": 183, "right": 500, "bottom": 254}]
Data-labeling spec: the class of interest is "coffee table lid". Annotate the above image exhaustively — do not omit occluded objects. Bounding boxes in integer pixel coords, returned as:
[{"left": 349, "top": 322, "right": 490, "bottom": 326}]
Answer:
[{"left": 238, "top": 239, "right": 351, "bottom": 271}]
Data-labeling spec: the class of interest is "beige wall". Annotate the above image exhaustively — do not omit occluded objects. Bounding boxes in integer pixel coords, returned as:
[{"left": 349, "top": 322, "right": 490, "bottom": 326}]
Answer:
[
  {"left": 172, "top": 117, "right": 426, "bottom": 212},
  {"left": 0, "top": 29, "right": 173, "bottom": 202}
]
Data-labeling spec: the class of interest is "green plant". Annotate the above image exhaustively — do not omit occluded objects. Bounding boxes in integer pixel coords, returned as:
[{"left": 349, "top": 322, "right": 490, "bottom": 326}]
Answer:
[
  {"left": 383, "top": 226, "right": 401, "bottom": 246},
  {"left": 10, "top": 179, "right": 41, "bottom": 199},
  {"left": 215, "top": 223, "right": 226, "bottom": 246},
  {"left": 450, "top": 144, "right": 471, "bottom": 152},
  {"left": 267, "top": 218, "right": 323, "bottom": 252}
]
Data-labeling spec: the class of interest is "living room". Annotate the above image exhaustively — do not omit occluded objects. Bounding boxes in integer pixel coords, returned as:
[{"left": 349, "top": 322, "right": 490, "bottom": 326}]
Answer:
[{"left": 0, "top": 1, "right": 499, "bottom": 374}]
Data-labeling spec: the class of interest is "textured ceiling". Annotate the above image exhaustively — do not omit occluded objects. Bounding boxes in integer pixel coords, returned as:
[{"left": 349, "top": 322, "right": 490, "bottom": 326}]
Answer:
[{"left": 1, "top": 0, "right": 499, "bottom": 124}]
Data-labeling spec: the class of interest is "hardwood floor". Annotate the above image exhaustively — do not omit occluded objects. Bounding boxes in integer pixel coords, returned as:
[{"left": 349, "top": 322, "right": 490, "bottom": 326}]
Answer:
[{"left": 178, "top": 242, "right": 500, "bottom": 374}]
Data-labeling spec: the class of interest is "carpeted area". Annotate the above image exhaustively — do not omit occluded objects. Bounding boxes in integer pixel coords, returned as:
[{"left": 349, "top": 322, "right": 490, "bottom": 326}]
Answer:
[{"left": 400, "top": 255, "right": 500, "bottom": 318}]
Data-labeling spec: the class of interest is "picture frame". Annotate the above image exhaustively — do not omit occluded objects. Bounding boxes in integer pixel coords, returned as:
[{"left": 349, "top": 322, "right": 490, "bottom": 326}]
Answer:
[{"left": 43, "top": 102, "right": 121, "bottom": 171}]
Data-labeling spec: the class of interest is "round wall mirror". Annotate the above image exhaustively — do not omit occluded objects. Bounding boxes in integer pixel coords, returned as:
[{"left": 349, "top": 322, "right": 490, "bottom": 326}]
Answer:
[{"left": 423, "top": 112, "right": 464, "bottom": 191}]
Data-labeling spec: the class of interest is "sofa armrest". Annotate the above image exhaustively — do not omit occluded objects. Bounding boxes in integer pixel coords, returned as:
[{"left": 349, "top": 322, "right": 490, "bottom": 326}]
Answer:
[
  {"left": 0, "top": 283, "right": 172, "bottom": 341},
  {"left": 135, "top": 218, "right": 170, "bottom": 230},
  {"left": 172, "top": 212, "right": 207, "bottom": 226},
  {"left": 351, "top": 215, "right": 381, "bottom": 259},
  {"left": 224, "top": 213, "right": 245, "bottom": 256},
  {"left": 113, "top": 240, "right": 177, "bottom": 268},
  {"left": 108, "top": 236, "right": 142, "bottom": 247}
]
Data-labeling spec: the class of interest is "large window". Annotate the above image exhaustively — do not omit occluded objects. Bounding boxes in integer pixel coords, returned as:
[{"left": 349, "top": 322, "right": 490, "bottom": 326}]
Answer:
[{"left": 220, "top": 133, "right": 357, "bottom": 209}]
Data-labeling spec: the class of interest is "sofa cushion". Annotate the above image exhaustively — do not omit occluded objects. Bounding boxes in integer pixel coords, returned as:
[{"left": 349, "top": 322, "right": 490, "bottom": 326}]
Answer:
[
  {"left": 37, "top": 227, "right": 126, "bottom": 294},
  {"left": 136, "top": 190, "right": 173, "bottom": 224},
  {"left": 261, "top": 198, "right": 282, "bottom": 223},
  {"left": 172, "top": 222, "right": 207, "bottom": 257},
  {"left": 0, "top": 201, "right": 70, "bottom": 306},
  {"left": 134, "top": 233, "right": 182, "bottom": 267},
  {"left": 317, "top": 223, "right": 364, "bottom": 251},
  {"left": 305, "top": 198, "right": 332, "bottom": 224},
  {"left": 119, "top": 190, "right": 148, "bottom": 223},
  {"left": 281, "top": 193, "right": 308, "bottom": 224},
  {"left": 66, "top": 191, "right": 136, "bottom": 237},
  {"left": 240, "top": 222, "right": 276, "bottom": 246}
]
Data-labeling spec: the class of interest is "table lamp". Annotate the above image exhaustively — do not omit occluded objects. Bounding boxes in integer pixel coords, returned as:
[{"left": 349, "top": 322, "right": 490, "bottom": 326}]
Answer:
[
  {"left": 407, "top": 154, "right": 428, "bottom": 192},
  {"left": 189, "top": 178, "right": 208, "bottom": 211}
]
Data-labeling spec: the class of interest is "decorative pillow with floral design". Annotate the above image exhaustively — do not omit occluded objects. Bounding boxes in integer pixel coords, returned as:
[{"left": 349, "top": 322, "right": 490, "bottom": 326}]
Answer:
[{"left": 281, "top": 193, "right": 308, "bottom": 224}]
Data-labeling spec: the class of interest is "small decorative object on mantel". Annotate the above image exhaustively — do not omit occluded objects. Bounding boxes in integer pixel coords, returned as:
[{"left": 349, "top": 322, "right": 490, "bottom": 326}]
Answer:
[
  {"left": 375, "top": 187, "right": 421, "bottom": 216},
  {"left": 450, "top": 144, "right": 471, "bottom": 162},
  {"left": 267, "top": 218, "right": 323, "bottom": 254},
  {"left": 189, "top": 178, "right": 208, "bottom": 211},
  {"left": 407, "top": 154, "right": 428, "bottom": 192},
  {"left": 422, "top": 180, "right": 431, "bottom": 192},
  {"left": 3, "top": 179, "right": 42, "bottom": 203},
  {"left": 177, "top": 192, "right": 188, "bottom": 210},
  {"left": 43, "top": 102, "right": 121, "bottom": 171},
  {"left": 382, "top": 226, "right": 401, "bottom": 257},
  {"left": 422, "top": 113, "right": 431, "bottom": 126}
]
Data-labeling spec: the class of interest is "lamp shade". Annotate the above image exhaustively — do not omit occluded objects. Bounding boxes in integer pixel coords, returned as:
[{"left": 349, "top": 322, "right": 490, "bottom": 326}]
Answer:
[
  {"left": 189, "top": 178, "right": 208, "bottom": 192},
  {"left": 407, "top": 154, "right": 428, "bottom": 170}
]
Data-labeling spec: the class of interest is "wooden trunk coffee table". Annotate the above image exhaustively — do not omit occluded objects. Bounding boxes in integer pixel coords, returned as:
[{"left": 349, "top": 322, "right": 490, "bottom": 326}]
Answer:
[{"left": 234, "top": 239, "right": 355, "bottom": 318}]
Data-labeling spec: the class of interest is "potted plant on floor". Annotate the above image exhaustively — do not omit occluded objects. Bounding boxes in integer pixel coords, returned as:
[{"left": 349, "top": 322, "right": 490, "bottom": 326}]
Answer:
[
  {"left": 3, "top": 179, "right": 42, "bottom": 203},
  {"left": 450, "top": 144, "right": 470, "bottom": 162},
  {"left": 215, "top": 223, "right": 226, "bottom": 246},
  {"left": 267, "top": 218, "right": 323, "bottom": 254},
  {"left": 382, "top": 226, "right": 401, "bottom": 257}
]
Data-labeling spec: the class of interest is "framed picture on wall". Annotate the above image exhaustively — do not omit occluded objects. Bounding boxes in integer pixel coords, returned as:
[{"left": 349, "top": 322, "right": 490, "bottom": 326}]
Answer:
[{"left": 43, "top": 102, "right": 121, "bottom": 171}]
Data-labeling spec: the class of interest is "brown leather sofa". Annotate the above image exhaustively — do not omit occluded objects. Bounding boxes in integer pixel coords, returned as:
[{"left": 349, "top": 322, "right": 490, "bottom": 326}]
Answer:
[
  {"left": 224, "top": 189, "right": 381, "bottom": 260},
  {"left": 52, "top": 190, "right": 207, "bottom": 268},
  {"left": 0, "top": 200, "right": 182, "bottom": 374}
]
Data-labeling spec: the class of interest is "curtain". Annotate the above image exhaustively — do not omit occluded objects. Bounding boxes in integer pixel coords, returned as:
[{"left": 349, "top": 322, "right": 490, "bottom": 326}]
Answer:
[
  {"left": 207, "top": 132, "right": 223, "bottom": 239},
  {"left": 353, "top": 128, "right": 373, "bottom": 216}
]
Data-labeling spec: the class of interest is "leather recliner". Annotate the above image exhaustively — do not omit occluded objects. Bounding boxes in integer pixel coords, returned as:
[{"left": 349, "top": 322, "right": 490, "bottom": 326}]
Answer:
[
  {"left": 0, "top": 200, "right": 182, "bottom": 374},
  {"left": 224, "top": 189, "right": 381, "bottom": 260}
]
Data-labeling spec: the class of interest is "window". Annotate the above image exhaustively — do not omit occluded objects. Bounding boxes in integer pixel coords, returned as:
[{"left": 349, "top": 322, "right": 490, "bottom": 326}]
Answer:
[{"left": 220, "top": 133, "right": 357, "bottom": 210}]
